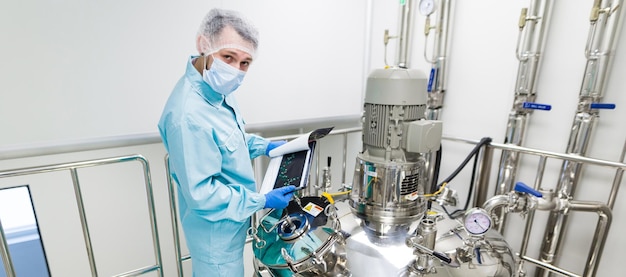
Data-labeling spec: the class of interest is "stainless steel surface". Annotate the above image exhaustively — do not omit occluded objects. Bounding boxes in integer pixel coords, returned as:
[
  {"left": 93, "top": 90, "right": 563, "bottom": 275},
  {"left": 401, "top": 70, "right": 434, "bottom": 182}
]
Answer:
[
  {"left": 0, "top": 155, "right": 164, "bottom": 277},
  {"left": 70, "top": 168, "right": 98, "bottom": 277},
  {"left": 424, "top": 0, "right": 453, "bottom": 113},
  {"left": 449, "top": 135, "right": 625, "bottom": 277},
  {"left": 350, "top": 159, "right": 427, "bottom": 239},
  {"left": 494, "top": 0, "right": 554, "bottom": 233},
  {"left": 607, "top": 139, "right": 626, "bottom": 209},
  {"left": 113, "top": 265, "right": 161, "bottom": 277},
  {"left": 424, "top": 0, "right": 453, "bottom": 197},
  {"left": 165, "top": 155, "right": 184, "bottom": 277},
  {"left": 339, "top": 202, "right": 517, "bottom": 277},
  {"left": 396, "top": 0, "right": 417, "bottom": 68},
  {"left": 474, "top": 144, "right": 493, "bottom": 207},
  {"left": 568, "top": 201, "right": 611, "bottom": 277},
  {"left": 519, "top": 156, "right": 547, "bottom": 258},
  {"left": 537, "top": 2, "right": 625, "bottom": 275},
  {"left": 520, "top": 255, "right": 581, "bottom": 277},
  {"left": 252, "top": 198, "right": 350, "bottom": 277}
]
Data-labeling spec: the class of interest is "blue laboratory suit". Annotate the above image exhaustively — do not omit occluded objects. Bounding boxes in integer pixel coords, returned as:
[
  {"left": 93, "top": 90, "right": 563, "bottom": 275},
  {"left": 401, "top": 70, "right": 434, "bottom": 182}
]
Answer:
[{"left": 158, "top": 56, "right": 269, "bottom": 277}]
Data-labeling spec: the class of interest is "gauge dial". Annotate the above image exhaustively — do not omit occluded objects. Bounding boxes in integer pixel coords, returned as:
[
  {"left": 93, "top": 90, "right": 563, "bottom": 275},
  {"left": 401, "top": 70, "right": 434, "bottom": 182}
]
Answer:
[
  {"left": 419, "top": 0, "right": 436, "bottom": 16},
  {"left": 463, "top": 208, "right": 492, "bottom": 235}
]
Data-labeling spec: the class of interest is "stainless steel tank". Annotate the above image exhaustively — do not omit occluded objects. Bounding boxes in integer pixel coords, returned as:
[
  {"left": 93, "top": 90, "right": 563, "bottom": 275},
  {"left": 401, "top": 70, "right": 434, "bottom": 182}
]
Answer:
[{"left": 338, "top": 202, "right": 517, "bottom": 277}]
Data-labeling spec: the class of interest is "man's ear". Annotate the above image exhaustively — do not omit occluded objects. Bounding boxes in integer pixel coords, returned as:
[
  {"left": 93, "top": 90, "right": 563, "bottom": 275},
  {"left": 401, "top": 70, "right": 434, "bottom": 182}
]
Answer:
[{"left": 196, "top": 36, "right": 206, "bottom": 55}]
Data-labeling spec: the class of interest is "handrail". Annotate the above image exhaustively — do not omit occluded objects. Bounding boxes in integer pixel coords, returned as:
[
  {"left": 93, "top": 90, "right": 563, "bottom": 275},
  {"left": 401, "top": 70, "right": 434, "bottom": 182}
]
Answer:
[
  {"left": 0, "top": 115, "right": 363, "bottom": 277},
  {"left": 446, "top": 135, "right": 625, "bottom": 277},
  {"left": 0, "top": 115, "right": 362, "bottom": 161},
  {"left": 444, "top": 136, "right": 626, "bottom": 170},
  {"left": 0, "top": 155, "right": 163, "bottom": 277}
]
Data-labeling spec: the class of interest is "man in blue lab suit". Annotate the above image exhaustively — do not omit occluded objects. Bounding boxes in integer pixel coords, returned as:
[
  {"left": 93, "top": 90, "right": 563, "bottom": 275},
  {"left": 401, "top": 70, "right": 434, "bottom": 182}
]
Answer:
[{"left": 158, "top": 8, "right": 295, "bottom": 277}]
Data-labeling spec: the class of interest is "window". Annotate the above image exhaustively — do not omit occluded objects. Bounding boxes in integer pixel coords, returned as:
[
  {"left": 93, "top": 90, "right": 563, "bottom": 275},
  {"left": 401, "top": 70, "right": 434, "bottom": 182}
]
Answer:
[{"left": 0, "top": 185, "right": 50, "bottom": 277}]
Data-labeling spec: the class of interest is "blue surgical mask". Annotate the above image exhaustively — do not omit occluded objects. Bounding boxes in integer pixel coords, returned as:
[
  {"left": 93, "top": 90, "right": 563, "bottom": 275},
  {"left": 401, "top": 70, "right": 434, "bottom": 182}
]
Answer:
[{"left": 202, "top": 56, "right": 246, "bottom": 95}]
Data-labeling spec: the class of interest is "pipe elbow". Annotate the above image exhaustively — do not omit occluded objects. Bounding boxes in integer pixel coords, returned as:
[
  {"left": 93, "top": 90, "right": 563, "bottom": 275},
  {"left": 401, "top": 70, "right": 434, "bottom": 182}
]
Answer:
[{"left": 482, "top": 195, "right": 511, "bottom": 215}]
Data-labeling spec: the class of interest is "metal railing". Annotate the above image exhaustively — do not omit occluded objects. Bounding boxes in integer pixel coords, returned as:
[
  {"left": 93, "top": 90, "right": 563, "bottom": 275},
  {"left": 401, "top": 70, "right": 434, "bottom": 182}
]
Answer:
[
  {"left": 448, "top": 136, "right": 626, "bottom": 277},
  {"left": 0, "top": 155, "right": 163, "bottom": 277},
  {"left": 1, "top": 116, "right": 622, "bottom": 277},
  {"left": 0, "top": 115, "right": 362, "bottom": 277}
]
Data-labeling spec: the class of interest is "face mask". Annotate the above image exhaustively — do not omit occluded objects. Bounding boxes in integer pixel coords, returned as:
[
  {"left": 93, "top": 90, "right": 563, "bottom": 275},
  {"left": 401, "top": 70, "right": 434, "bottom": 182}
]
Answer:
[{"left": 202, "top": 56, "right": 246, "bottom": 95}]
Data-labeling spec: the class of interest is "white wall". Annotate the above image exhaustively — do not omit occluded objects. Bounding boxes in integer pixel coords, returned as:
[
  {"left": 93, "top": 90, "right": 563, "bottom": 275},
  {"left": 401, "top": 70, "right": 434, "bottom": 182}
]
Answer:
[
  {"left": 1, "top": 0, "right": 625, "bottom": 276},
  {"left": 0, "top": 0, "right": 365, "bottom": 146}
]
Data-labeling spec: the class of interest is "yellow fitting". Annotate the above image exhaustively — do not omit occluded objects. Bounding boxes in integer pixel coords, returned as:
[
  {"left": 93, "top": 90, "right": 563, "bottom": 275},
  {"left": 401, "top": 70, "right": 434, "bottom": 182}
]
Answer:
[
  {"left": 321, "top": 192, "right": 335, "bottom": 204},
  {"left": 423, "top": 182, "right": 448, "bottom": 197}
]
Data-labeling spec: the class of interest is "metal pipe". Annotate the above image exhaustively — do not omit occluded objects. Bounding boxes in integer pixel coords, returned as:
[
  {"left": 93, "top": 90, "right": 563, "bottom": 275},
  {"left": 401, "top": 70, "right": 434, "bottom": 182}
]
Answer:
[
  {"left": 396, "top": 0, "right": 416, "bottom": 68},
  {"left": 112, "top": 265, "right": 160, "bottom": 277},
  {"left": 70, "top": 168, "right": 99, "bottom": 277},
  {"left": 474, "top": 144, "right": 493, "bottom": 207},
  {"left": 520, "top": 255, "right": 581, "bottom": 277},
  {"left": 138, "top": 157, "right": 164, "bottom": 277},
  {"left": 537, "top": 1, "right": 625, "bottom": 275},
  {"left": 482, "top": 195, "right": 510, "bottom": 216},
  {"left": 443, "top": 136, "right": 626, "bottom": 170},
  {"left": 0, "top": 155, "right": 164, "bottom": 277},
  {"left": 568, "top": 201, "right": 612, "bottom": 277},
  {"left": 425, "top": 0, "right": 453, "bottom": 118},
  {"left": 519, "top": 156, "right": 547, "bottom": 256},
  {"left": 425, "top": 0, "right": 453, "bottom": 195},
  {"left": 607, "top": 139, "right": 626, "bottom": 209},
  {"left": 494, "top": 0, "right": 554, "bottom": 233},
  {"left": 165, "top": 155, "right": 184, "bottom": 277}
]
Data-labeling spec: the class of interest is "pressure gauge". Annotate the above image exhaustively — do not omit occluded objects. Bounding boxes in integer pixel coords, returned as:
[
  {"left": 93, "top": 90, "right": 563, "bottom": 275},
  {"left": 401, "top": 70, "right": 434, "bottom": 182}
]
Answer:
[
  {"left": 463, "top": 208, "right": 492, "bottom": 236},
  {"left": 419, "top": 0, "right": 436, "bottom": 16}
]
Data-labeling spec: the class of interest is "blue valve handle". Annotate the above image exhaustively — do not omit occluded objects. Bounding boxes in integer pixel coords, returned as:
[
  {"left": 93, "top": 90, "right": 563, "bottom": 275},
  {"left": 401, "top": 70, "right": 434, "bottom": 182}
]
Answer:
[
  {"left": 590, "top": 103, "right": 616, "bottom": 109},
  {"left": 523, "top": 102, "right": 552, "bottom": 111},
  {"left": 515, "top": 182, "right": 543, "bottom": 198},
  {"left": 427, "top": 68, "right": 435, "bottom": 92}
]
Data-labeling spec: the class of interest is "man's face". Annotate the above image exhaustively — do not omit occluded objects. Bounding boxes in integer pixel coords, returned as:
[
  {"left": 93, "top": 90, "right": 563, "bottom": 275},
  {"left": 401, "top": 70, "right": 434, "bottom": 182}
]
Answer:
[{"left": 212, "top": 48, "right": 253, "bottom": 72}]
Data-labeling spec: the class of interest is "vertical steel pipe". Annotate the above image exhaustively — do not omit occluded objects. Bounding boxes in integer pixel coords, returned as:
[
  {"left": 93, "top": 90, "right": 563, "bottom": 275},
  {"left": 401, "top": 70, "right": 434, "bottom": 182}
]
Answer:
[
  {"left": 519, "top": 156, "right": 548, "bottom": 257},
  {"left": 165, "top": 155, "right": 184, "bottom": 277},
  {"left": 425, "top": 0, "right": 452, "bottom": 118},
  {"left": 473, "top": 145, "right": 494, "bottom": 207},
  {"left": 424, "top": 0, "right": 453, "bottom": 194},
  {"left": 396, "top": 0, "right": 417, "bottom": 68},
  {"left": 137, "top": 157, "right": 164, "bottom": 277},
  {"left": 494, "top": 0, "right": 554, "bottom": 232},
  {"left": 568, "top": 201, "right": 612, "bottom": 277},
  {"left": 70, "top": 168, "right": 99, "bottom": 277},
  {"left": 536, "top": 1, "right": 625, "bottom": 275},
  {"left": 607, "top": 139, "right": 626, "bottom": 209}
]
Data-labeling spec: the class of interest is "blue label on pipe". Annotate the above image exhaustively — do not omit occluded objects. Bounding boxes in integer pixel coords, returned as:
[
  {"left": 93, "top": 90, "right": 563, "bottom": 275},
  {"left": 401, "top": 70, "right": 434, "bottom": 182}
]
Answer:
[
  {"left": 590, "top": 103, "right": 616, "bottom": 109},
  {"left": 427, "top": 68, "right": 435, "bottom": 92},
  {"left": 523, "top": 102, "right": 552, "bottom": 111}
]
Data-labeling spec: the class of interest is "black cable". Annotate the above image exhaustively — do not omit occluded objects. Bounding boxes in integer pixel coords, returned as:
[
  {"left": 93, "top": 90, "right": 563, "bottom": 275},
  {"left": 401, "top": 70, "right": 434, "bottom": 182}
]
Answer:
[
  {"left": 431, "top": 144, "right": 443, "bottom": 194},
  {"left": 446, "top": 151, "right": 480, "bottom": 219},
  {"left": 427, "top": 144, "right": 443, "bottom": 210},
  {"left": 439, "top": 137, "right": 491, "bottom": 185},
  {"left": 435, "top": 137, "right": 492, "bottom": 219}
]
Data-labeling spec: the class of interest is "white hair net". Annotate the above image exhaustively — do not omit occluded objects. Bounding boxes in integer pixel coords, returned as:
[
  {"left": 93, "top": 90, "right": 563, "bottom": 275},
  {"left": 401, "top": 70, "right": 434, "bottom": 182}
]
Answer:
[{"left": 197, "top": 8, "right": 259, "bottom": 58}]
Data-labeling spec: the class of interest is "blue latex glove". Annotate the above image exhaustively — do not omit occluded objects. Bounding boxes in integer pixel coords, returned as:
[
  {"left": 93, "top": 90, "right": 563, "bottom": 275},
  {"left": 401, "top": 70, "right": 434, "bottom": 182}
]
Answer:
[
  {"left": 266, "top": 140, "right": 287, "bottom": 156},
  {"left": 264, "top": 185, "right": 296, "bottom": 209}
]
